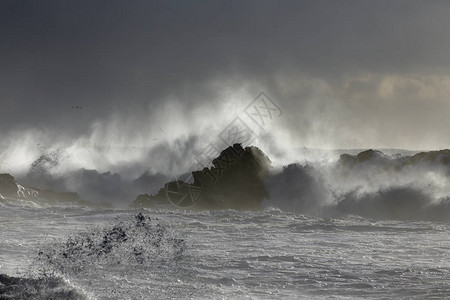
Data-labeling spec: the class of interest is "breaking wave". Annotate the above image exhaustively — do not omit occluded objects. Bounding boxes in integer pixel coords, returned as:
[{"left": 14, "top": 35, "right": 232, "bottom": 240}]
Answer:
[
  {"left": 264, "top": 149, "right": 450, "bottom": 221},
  {"left": 2, "top": 143, "right": 450, "bottom": 221},
  {"left": 1, "top": 213, "right": 187, "bottom": 299},
  {"left": 33, "top": 213, "right": 186, "bottom": 276}
]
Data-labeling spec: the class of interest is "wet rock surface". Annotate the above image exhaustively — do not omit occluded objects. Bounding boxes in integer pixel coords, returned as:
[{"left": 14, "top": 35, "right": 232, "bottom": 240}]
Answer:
[{"left": 130, "top": 144, "right": 271, "bottom": 209}]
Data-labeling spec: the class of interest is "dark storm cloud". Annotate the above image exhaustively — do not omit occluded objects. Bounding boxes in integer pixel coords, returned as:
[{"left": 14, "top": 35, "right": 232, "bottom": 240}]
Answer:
[{"left": 1, "top": 0, "right": 450, "bottom": 148}]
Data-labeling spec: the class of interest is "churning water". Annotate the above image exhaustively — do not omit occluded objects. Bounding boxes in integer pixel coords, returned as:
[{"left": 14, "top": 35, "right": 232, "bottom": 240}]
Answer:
[{"left": 1, "top": 202, "right": 449, "bottom": 299}]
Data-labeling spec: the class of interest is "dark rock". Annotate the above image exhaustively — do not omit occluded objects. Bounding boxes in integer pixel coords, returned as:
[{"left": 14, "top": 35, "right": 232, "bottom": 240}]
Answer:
[
  {"left": 356, "top": 149, "right": 384, "bottom": 162},
  {"left": 409, "top": 149, "right": 450, "bottom": 165},
  {"left": 0, "top": 174, "right": 18, "bottom": 197},
  {"left": 338, "top": 149, "right": 450, "bottom": 171},
  {"left": 130, "top": 144, "right": 272, "bottom": 210},
  {"left": 130, "top": 190, "right": 167, "bottom": 208},
  {"left": 192, "top": 144, "right": 271, "bottom": 209},
  {"left": 338, "top": 149, "right": 386, "bottom": 168}
]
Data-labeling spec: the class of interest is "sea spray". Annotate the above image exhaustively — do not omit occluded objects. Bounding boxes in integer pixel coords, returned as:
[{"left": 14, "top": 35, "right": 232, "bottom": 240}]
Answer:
[
  {"left": 1, "top": 213, "right": 188, "bottom": 299},
  {"left": 263, "top": 149, "right": 450, "bottom": 221},
  {"left": 32, "top": 213, "right": 186, "bottom": 276}
]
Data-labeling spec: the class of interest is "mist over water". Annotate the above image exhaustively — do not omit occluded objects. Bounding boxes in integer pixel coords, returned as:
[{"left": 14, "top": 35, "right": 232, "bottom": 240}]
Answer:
[
  {"left": 1, "top": 81, "right": 449, "bottom": 300},
  {"left": 0, "top": 87, "right": 292, "bottom": 206},
  {"left": 0, "top": 68, "right": 448, "bottom": 213},
  {"left": 265, "top": 149, "right": 450, "bottom": 221},
  {"left": 2, "top": 124, "right": 450, "bottom": 221},
  {"left": 2, "top": 2, "right": 450, "bottom": 298}
]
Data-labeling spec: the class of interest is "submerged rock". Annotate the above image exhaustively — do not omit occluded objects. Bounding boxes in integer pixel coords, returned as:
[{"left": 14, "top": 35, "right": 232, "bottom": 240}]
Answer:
[{"left": 130, "top": 144, "right": 271, "bottom": 210}]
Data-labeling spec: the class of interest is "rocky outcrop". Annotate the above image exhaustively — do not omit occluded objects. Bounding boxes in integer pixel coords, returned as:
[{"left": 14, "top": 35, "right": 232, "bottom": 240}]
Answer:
[
  {"left": 338, "top": 149, "right": 387, "bottom": 168},
  {"left": 130, "top": 144, "right": 272, "bottom": 209},
  {"left": 129, "top": 190, "right": 167, "bottom": 208},
  {"left": 0, "top": 173, "right": 89, "bottom": 206},
  {"left": 192, "top": 144, "right": 271, "bottom": 209},
  {"left": 337, "top": 149, "right": 450, "bottom": 170},
  {"left": 0, "top": 174, "right": 19, "bottom": 198},
  {"left": 409, "top": 149, "right": 450, "bottom": 165}
]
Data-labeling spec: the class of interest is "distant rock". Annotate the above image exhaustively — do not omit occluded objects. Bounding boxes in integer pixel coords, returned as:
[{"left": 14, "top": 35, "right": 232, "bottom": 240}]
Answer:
[
  {"left": 0, "top": 174, "right": 19, "bottom": 197},
  {"left": 338, "top": 149, "right": 450, "bottom": 170},
  {"left": 409, "top": 149, "right": 450, "bottom": 165},
  {"left": 130, "top": 144, "right": 272, "bottom": 209},
  {"left": 356, "top": 149, "right": 385, "bottom": 162},
  {"left": 338, "top": 149, "right": 387, "bottom": 168},
  {"left": 129, "top": 190, "right": 167, "bottom": 208},
  {"left": 0, "top": 173, "right": 89, "bottom": 206}
]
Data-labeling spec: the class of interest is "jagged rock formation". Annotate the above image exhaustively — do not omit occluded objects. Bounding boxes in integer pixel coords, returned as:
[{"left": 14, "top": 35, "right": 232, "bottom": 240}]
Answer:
[
  {"left": 192, "top": 144, "right": 271, "bottom": 209},
  {"left": 0, "top": 173, "right": 89, "bottom": 206},
  {"left": 130, "top": 144, "right": 271, "bottom": 209}
]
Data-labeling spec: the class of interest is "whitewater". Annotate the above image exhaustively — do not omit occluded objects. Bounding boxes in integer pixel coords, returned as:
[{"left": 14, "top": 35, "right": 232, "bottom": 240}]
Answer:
[
  {"left": 1, "top": 147, "right": 450, "bottom": 299},
  {"left": 1, "top": 205, "right": 449, "bottom": 299}
]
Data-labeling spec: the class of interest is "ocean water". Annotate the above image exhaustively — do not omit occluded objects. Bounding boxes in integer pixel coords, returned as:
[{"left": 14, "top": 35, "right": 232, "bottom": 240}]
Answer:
[{"left": 1, "top": 202, "right": 449, "bottom": 299}]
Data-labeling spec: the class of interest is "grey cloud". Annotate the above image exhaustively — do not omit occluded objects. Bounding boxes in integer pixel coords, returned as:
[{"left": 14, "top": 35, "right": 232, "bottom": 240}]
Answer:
[{"left": 1, "top": 0, "right": 450, "bottom": 151}]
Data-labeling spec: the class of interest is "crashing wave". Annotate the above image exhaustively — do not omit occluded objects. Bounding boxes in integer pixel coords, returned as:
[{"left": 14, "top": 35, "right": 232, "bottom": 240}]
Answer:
[
  {"left": 1, "top": 213, "right": 186, "bottom": 300},
  {"left": 34, "top": 213, "right": 186, "bottom": 276},
  {"left": 129, "top": 146, "right": 450, "bottom": 220},
  {"left": 0, "top": 173, "right": 89, "bottom": 206},
  {"left": 4, "top": 144, "right": 450, "bottom": 220},
  {"left": 264, "top": 149, "right": 450, "bottom": 221},
  {"left": 335, "top": 186, "right": 450, "bottom": 221},
  {"left": 16, "top": 183, "right": 39, "bottom": 198}
]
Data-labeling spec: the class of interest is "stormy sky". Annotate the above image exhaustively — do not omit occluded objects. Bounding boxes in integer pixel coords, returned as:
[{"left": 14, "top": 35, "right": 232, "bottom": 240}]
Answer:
[{"left": 1, "top": 0, "right": 450, "bottom": 176}]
